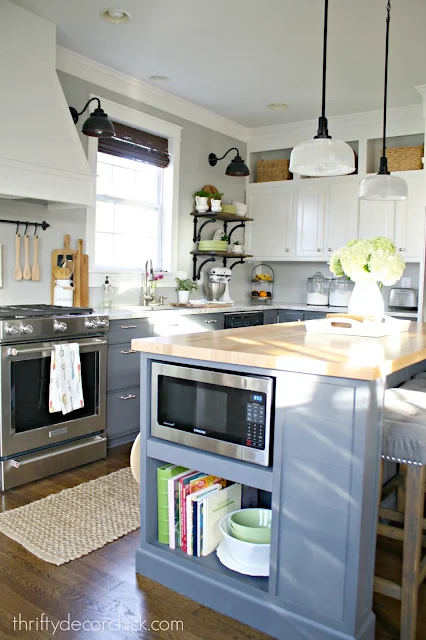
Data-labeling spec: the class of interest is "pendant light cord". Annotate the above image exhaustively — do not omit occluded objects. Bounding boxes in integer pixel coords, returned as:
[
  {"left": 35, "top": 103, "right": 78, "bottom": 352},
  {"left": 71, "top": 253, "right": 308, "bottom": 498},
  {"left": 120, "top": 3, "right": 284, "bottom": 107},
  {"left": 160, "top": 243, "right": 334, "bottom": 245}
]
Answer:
[
  {"left": 321, "top": 0, "right": 329, "bottom": 120},
  {"left": 315, "top": 0, "right": 331, "bottom": 138},
  {"left": 380, "top": 1, "right": 391, "bottom": 173}
]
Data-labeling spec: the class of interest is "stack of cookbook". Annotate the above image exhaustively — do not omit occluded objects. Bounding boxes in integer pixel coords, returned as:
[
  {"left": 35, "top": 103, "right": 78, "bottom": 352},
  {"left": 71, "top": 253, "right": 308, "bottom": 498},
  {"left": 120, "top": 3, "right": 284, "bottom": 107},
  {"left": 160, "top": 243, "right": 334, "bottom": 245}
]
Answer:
[{"left": 157, "top": 464, "right": 242, "bottom": 556}]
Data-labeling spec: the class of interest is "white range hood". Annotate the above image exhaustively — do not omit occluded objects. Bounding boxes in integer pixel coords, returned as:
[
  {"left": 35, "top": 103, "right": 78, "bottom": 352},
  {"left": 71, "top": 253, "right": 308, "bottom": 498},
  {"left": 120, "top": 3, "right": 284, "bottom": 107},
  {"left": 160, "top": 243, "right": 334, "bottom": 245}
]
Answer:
[{"left": 0, "top": 0, "right": 95, "bottom": 207}]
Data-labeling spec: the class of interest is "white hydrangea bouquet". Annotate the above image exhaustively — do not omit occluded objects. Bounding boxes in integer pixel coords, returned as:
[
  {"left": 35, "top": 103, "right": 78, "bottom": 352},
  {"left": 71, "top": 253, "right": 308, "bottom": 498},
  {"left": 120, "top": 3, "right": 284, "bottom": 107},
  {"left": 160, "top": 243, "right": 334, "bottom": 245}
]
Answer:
[
  {"left": 329, "top": 237, "right": 405, "bottom": 285},
  {"left": 329, "top": 237, "right": 405, "bottom": 319}
]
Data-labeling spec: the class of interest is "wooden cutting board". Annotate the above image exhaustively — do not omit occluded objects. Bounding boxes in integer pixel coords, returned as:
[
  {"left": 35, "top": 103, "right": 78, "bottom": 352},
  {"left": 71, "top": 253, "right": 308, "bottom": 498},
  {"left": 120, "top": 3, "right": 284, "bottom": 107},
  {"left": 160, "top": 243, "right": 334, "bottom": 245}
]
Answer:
[
  {"left": 74, "top": 239, "right": 89, "bottom": 308},
  {"left": 51, "top": 234, "right": 77, "bottom": 304}
]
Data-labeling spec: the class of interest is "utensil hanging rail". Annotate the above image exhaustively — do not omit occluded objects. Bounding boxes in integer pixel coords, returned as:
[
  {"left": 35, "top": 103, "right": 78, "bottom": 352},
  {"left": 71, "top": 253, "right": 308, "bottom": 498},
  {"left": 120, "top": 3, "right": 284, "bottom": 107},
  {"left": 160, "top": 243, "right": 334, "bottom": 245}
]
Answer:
[{"left": 0, "top": 219, "right": 50, "bottom": 231}]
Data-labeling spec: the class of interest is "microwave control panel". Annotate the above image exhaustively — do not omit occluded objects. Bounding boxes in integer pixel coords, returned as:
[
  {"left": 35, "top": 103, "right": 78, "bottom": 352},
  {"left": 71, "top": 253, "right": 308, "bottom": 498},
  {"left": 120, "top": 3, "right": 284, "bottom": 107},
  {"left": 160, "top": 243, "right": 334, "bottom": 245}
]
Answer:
[{"left": 244, "top": 393, "right": 266, "bottom": 450}]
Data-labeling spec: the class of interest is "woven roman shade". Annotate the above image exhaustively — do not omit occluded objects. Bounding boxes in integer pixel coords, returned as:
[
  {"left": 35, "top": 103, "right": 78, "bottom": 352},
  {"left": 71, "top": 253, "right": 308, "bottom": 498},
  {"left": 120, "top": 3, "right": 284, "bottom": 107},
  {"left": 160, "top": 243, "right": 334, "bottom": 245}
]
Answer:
[{"left": 98, "top": 122, "right": 170, "bottom": 168}]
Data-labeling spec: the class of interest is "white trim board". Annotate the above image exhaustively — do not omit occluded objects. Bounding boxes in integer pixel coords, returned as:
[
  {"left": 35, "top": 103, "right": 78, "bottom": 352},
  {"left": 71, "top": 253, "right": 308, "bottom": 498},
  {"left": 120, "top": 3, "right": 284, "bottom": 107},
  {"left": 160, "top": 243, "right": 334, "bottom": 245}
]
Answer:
[
  {"left": 56, "top": 46, "right": 249, "bottom": 143},
  {"left": 86, "top": 95, "right": 181, "bottom": 274},
  {"left": 56, "top": 46, "right": 426, "bottom": 150}
]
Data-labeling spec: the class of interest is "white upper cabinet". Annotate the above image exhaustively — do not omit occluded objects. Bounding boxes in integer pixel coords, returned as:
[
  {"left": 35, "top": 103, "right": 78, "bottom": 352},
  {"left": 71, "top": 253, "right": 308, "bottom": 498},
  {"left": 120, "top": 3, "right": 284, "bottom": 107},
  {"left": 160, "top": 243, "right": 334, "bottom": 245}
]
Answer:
[
  {"left": 394, "top": 175, "right": 425, "bottom": 261},
  {"left": 325, "top": 181, "right": 360, "bottom": 256},
  {"left": 358, "top": 200, "right": 396, "bottom": 240},
  {"left": 246, "top": 187, "right": 294, "bottom": 260},
  {"left": 295, "top": 183, "right": 326, "bottom": 257}
]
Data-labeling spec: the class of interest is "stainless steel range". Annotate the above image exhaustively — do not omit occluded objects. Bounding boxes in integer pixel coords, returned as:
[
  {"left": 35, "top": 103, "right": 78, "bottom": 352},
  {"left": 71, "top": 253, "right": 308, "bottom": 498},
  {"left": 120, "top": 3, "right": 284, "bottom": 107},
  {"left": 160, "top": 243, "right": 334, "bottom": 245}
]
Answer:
[{"left": 0, "top": 305, "right": 109, "bottom": 490}]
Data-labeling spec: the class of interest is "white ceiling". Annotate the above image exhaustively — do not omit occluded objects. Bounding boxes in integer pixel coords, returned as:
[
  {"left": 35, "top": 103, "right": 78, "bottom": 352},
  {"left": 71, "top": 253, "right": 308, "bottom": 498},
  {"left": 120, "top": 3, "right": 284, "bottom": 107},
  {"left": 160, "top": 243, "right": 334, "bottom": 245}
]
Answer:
[{"left": 10, "top": 0, "right": 426, "bottom": 128}]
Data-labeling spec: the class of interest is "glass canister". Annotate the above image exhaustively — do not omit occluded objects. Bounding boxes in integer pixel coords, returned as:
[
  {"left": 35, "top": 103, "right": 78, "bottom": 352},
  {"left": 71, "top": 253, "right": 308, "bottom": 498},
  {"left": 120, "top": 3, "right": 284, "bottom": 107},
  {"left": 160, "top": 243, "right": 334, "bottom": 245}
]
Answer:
[
  {"left": 306, "top": 272, "right": 330, "bottom": 306},
  {"left": 329, "top": 278, "right": 354, "bottom": 307}
]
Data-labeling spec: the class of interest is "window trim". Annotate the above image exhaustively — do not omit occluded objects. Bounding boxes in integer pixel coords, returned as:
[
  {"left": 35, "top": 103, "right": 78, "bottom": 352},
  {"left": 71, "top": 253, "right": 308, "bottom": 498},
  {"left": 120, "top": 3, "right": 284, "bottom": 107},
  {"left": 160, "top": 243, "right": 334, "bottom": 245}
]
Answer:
[{"left": 86, "top": 95, "right": 182, "bottom": 275}]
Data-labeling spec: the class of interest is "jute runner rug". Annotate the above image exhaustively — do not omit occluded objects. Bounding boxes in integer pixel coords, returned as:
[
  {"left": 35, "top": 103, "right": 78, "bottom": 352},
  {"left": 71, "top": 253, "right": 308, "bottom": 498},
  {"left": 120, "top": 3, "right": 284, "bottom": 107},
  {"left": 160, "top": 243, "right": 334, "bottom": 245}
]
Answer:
[{"left": 0, "top": 467, "right": 140, "bottom": 565}]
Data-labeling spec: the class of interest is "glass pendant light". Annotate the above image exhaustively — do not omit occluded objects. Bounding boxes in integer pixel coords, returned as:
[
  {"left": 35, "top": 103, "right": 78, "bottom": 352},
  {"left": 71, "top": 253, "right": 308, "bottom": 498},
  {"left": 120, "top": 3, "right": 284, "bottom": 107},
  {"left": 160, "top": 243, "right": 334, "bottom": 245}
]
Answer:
[
  {"left": 359, "top": 1, "right": 408, "bottom": 201},
  {"left": 290, "top": 0, "right": 355, "bottom": 177}
]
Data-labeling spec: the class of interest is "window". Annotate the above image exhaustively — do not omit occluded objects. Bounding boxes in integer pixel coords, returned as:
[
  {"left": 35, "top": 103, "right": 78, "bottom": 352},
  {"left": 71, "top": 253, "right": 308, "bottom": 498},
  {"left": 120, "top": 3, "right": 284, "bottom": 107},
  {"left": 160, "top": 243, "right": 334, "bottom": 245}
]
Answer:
[{"left": 94, "top": 152, "right": 163, "bottom": 270}]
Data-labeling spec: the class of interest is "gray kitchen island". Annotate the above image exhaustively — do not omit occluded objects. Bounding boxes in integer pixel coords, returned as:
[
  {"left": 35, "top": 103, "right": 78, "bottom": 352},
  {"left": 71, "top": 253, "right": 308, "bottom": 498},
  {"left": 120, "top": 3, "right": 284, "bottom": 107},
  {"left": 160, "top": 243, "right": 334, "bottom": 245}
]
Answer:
[{"left": 132, "top": 322, "right": 426, "bottom": 640}]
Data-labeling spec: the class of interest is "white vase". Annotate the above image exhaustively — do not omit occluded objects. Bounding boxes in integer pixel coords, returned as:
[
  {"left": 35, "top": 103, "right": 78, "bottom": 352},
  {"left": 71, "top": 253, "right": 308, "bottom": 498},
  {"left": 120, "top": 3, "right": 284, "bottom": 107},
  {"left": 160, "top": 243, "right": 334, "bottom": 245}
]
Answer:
[
  {"left": 348, "top": 280, "right": 384, "bottom": 319},
  {"left": 195, "top": 196, "right": 209, "bottom": 213},
  {"left": 177, "top": 290, "right": 190, "bottom": 304},
  {"left": 211, "top": 199, "right": 222, "bottom": 213}
]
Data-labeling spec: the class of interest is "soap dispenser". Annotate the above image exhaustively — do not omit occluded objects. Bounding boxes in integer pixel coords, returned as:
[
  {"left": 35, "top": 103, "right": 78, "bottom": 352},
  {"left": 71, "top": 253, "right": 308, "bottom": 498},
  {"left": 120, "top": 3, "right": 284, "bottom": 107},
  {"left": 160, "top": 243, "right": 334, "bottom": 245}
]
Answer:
[{"left": 101, "top": 276, "right": 113, "bottom": 309}]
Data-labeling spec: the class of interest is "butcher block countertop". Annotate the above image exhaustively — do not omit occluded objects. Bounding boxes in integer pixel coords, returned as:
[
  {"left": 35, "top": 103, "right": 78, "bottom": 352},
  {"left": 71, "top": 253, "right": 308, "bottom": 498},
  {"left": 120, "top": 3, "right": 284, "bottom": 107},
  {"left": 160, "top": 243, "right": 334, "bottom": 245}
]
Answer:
[{"left": 131, "top": 322, "right": 426, "bottom": 381}]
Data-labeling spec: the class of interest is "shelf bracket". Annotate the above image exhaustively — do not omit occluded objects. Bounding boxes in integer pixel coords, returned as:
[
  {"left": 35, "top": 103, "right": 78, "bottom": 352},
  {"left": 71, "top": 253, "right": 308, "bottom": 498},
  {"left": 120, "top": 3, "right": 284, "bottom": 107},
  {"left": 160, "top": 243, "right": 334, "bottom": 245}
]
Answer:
[
  {"left": 227, "top": 222, "right": 245, "bottom": 243},
  {"left": 192, "top": 216, "right": 217, "bottom": 243},
  {"left": 193, "top": 256, "right": 216, "bottom": 281},
  {"left": 229, "top": 258, "right": 246, "bottom": 270}
]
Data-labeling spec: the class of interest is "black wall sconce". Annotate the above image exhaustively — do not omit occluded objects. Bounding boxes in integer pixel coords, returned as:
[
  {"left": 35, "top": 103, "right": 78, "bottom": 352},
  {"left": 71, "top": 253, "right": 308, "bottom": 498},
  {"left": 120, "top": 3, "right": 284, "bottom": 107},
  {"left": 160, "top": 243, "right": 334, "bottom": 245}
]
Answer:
[
  {"left": 208, "top": 148, "right": 250, "bottom": 177},
  {"left": 69, "top": 97, "right": 115, "bottom": 138}
]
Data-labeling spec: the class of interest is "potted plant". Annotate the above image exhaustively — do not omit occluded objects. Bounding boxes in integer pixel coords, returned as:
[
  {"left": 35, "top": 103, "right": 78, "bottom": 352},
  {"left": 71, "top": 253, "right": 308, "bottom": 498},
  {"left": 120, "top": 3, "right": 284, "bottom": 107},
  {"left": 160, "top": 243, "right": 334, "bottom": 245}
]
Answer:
[
  {"left": 230, "top": 240, "right": 244, "bottom": 254},
  {"left": 176, "top": 277, "right": 199, "bottom": 304},
  {"left": 211, "top": 192, "right": 223, "bottom": 213},
  {"left": 193, "top": 190, "right": 210, "bottom": 213}
]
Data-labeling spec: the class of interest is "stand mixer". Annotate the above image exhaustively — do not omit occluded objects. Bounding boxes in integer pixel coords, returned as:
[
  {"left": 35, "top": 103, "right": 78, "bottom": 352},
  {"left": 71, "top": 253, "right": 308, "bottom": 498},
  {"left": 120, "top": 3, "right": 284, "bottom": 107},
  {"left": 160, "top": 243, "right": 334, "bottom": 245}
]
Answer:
[{"left": 208, "top": 267, "right": 233, "bottom": 303}]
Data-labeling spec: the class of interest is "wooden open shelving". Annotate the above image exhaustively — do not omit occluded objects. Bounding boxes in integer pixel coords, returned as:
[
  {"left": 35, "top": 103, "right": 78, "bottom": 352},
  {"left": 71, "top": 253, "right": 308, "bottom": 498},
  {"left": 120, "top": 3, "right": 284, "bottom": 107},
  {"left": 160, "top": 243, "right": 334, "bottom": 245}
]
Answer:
[{"left": 191, "top": 210, "right": 253, "bottom": 280}]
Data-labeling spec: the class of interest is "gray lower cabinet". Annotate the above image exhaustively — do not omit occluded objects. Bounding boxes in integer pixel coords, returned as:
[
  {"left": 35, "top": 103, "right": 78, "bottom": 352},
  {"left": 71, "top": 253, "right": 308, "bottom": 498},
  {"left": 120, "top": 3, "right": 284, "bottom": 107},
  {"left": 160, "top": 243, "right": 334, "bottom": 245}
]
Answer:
[
  {"left": 263, "top": 309, "right": 278, "bottom": 324},
  {"left": 106, "top": 312, "right": 225, "bottom": 447},
  {"left": 106, "top": 386, "right": 140, "bottom": 445},
  {"left": 278, "top": 310, "right": 327, "bottom": 323}
]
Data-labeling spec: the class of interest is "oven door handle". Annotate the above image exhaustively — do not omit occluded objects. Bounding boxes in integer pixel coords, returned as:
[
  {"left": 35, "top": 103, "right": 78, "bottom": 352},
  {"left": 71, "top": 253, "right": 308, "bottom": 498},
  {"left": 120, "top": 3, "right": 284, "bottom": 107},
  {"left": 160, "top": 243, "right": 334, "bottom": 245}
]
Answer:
[{"left": 6, "top": 338, "right": 107, "bottom": 357}]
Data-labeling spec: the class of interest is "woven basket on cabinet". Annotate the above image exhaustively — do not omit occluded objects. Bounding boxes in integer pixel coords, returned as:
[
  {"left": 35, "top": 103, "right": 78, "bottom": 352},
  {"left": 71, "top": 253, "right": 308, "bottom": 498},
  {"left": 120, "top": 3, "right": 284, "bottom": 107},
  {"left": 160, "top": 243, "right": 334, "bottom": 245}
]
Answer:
[
  {"left": 386, "top": 145, "right": 424, "bottom": 172},
  {"left": 256, "top": 159, "right": 292, "bottom": 182}
]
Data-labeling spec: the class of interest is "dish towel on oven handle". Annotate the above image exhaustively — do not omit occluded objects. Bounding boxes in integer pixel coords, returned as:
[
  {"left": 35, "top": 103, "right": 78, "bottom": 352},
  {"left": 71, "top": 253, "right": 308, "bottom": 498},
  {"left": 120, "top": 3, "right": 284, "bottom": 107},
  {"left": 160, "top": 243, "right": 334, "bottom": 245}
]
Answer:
[{"left": 49, "top": 343, "right": 84, "bottom": 415}]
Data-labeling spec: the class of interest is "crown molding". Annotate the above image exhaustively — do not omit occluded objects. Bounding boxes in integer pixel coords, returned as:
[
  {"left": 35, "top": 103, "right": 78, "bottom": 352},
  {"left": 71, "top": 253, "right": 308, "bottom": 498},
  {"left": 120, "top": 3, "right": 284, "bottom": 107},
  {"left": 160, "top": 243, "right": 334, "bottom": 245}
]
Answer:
[
  {"left": 248, "top": 105, "right": 423, "bottom": 142},
  {"left": 56, "top": 46, "right": 250, "bottom": 143}
]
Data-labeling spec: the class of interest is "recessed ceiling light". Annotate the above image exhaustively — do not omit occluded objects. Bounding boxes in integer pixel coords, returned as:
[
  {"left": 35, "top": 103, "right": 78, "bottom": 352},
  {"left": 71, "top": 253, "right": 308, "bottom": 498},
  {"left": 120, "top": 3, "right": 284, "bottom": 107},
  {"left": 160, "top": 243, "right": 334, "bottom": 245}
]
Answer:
[
  {"left": 149, "top": 75, "right": 170, "bottom": 82},
  {"left": 100, "top": 8, "right": 131, "bottom": 23},
  {"left": 267, "top": 103, "right": 289, "bottom": 110}
]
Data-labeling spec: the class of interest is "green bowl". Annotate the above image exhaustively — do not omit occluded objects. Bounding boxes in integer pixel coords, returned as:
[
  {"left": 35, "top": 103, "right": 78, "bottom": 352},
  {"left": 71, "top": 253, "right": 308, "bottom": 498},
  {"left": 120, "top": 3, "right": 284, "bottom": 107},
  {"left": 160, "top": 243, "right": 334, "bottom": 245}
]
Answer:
[
  {"left": 230, "top": 522, "right": 271, "bottom": 544},
  {"left": 230, "top": 509, "right": 272, "bottom": 543}
]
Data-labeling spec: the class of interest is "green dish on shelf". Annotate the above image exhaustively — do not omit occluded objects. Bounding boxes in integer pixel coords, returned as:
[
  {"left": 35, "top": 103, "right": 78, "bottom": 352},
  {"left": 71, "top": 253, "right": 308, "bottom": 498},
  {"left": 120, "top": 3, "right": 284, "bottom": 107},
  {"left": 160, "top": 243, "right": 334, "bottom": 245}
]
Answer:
[{"left": 221, "top": 204, "right": 237, "bottom": 214}]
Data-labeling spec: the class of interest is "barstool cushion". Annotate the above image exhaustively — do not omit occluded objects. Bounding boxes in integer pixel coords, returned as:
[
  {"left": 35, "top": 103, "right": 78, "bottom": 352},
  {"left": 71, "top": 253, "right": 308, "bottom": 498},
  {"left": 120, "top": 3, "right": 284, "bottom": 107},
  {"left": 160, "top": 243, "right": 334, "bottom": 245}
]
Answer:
[{"left": 383, "top": 387, "right": 426, "bottom": 464}]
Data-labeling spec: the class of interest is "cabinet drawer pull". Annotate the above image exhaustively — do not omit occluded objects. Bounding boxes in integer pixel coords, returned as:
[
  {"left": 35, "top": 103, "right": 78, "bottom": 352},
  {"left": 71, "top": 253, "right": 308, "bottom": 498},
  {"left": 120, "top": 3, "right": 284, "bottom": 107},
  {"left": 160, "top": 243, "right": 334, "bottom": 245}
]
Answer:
[
  {"left": 317, "top": 248, "right": 322, "bottom": 252},
  {"left": 328, "top": 248, "right": 332, "bottom": 251},
  {"left": 120, "top": 394, "right": 136, "bottom": 400},
  {"left": 286, "top": 248, "right": 290, "bottom": 252},
  {"left": 205, "top": 319, "right": 218, "bottom": 323},
  {"left": 121, "top": 325, "right": 138, "bottom": 329},
  {"left": 399, "top": 248, "right": 405, "bottom": 251},
  {"left": 121, "top": 349, "right": 136, "bottom": 354}
]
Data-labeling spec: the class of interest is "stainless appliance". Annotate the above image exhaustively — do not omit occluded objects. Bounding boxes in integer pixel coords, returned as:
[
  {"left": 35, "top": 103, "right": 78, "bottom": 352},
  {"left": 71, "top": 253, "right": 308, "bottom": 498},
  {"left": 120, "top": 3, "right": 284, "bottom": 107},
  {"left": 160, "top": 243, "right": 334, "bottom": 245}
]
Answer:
[
  {"left": 208, "top": 267, "right": 233, "bottom": 303},
  {"left": 151, "top": 362, "right": 273, "bottom": 467},
  {"left": 224, "top": 311, "right": 263, "bottom": 329},
  {"left": 0, "top": 305, "right": 109, "bottom": 490},
  {"left": 388, "top": 288, "right": 418, "bottom": 311},
  {"left": 203, "top": 281, "right": 226, "bottom": 302}
]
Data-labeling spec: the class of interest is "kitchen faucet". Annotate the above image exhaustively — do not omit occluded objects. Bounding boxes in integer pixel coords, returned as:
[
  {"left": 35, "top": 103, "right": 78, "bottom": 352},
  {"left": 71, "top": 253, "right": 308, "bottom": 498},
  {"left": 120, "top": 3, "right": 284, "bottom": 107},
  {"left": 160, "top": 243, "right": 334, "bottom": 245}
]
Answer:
[{"left": 143, "top": 259, "right": 155, "bottom": 306}]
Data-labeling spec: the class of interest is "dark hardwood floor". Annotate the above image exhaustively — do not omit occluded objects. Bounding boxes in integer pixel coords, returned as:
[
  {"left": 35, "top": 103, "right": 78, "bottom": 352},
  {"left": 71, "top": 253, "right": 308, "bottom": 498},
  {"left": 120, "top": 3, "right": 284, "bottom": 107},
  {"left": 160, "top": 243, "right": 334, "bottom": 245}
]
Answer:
[{"left": 0, "top": 445, "right": 424, "bottom": 639}]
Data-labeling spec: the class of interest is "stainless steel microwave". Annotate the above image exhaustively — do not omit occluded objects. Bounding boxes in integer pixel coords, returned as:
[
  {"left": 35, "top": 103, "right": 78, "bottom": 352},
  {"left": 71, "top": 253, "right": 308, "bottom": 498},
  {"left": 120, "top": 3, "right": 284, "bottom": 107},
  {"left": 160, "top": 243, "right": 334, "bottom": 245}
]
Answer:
[{"left": 151, "top": 362, "right": 273, "bottom": 467}]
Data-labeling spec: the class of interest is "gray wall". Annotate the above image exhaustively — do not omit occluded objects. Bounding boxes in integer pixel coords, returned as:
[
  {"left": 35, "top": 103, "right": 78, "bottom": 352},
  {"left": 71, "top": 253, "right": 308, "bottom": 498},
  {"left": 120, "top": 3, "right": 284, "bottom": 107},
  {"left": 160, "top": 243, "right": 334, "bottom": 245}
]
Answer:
[
  {"left": 0, "top": 71, "right": 246, "bottom": 305},
  {"left": 58, "top": 71, "right": 247, "bottom": 285}
]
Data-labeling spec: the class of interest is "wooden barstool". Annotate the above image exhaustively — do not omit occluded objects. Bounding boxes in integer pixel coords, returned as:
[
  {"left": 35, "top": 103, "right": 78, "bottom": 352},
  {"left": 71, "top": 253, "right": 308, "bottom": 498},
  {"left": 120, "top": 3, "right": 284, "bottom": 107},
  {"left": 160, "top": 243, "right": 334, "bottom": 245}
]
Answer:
[{"left": 374, "top": 383, "right": 426, "bottom": 640}]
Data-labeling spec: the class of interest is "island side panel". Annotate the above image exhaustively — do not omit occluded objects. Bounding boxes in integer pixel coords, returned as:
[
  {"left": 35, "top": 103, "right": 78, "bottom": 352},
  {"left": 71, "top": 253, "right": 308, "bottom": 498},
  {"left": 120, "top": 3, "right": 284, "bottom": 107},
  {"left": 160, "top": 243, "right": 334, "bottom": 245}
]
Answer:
[{"left": 272, "top": 372, "right": 382, "bottom": 639}]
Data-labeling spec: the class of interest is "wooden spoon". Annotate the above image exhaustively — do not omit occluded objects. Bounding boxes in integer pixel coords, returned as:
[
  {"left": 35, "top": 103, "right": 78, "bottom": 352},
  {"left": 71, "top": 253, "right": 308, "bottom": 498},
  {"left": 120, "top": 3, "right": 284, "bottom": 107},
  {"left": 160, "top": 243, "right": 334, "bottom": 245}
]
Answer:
[
  {"left": 13, "top": 234, "right": 22, "bottom": 281},
  {"left": 23, "top": 235, "right": 31, "bottom": 280},
  {"left": 31, "top": 235, "right": 40, "bottom": 281}
]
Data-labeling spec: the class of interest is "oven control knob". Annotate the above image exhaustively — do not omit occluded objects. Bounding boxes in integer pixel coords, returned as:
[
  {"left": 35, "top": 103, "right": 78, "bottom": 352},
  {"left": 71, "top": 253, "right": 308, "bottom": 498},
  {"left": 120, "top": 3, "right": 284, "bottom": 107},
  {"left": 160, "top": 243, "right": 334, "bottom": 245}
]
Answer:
[
  {"left": 53, "top": 320, "right": 67, "bottom": 332},
  {"left": 97, "top": 318, "right": 109, "bottom": 328},
  {"left": 85, "top": 319, "right": 99, "bottom": 329},
  {"left": 5, "top": 323, "right": 20, "bottom": 336},
  {"left": 20, "top": 323, "right": 34, "bottom": 335}
]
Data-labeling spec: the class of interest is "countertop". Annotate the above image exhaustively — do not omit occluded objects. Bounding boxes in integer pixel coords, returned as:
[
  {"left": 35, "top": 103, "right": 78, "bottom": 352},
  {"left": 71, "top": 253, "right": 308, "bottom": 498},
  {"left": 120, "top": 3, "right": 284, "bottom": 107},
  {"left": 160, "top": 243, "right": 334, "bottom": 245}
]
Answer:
[
  {"left": 131, "top": 322, "right": 426, "bottom": 381},
  {"left": 95, "top": 302, "right": 418, "bottom": 321}
]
